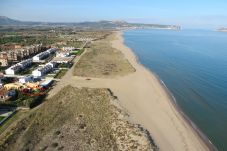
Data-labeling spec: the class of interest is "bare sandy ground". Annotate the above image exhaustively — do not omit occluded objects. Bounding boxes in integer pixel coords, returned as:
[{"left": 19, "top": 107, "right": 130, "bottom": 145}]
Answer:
[{"left": 48, "top": 31, "right": 212, "bottom": 151}]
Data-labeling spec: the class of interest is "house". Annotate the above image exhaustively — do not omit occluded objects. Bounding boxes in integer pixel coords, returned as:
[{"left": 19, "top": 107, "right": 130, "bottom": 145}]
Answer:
[
  {"left": 32, "top": 69, "right": 43, "bottom": 77},
  {"left": 47, "top": 62, "right": 56, "bottom": 68},
  {"left": 19, "top": 75, "right": 34, "bottom": 84}
]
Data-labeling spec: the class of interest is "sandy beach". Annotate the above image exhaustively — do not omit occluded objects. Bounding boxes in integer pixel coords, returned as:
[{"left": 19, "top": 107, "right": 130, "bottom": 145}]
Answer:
[
  {"left": 47, "top": 31, "right": 213, "bottom": 151},
  {"left": 110, "top": 31, "right": 213, "bottom": 151}
]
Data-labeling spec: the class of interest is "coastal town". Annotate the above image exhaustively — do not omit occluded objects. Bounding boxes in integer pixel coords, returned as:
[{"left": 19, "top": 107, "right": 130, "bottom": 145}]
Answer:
[
  {"left": 0, "top": 29, "right": 92, "bottom": 125},
  {"left": 0, "top": 16, "right": 220, "bottom": 151},
  {"left": 1, "top": 0, "right": 227, "bottom": 150}
]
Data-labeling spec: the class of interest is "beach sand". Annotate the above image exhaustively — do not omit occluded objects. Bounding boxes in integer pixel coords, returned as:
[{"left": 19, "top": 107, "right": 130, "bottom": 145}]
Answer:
[{"left": 48, "top": 31, "right": 212, "bottom": 151}]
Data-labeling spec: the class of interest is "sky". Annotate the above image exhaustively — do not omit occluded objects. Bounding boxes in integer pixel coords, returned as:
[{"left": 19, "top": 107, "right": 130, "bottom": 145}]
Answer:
[{"left": 1, "top": 0, "right": 227, "bottom": 29}]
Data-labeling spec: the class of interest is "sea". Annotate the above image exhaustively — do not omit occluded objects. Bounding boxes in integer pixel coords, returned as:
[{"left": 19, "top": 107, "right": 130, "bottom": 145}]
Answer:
[{"left": 124, "top": 29, "right": 227, "bottom": 151}]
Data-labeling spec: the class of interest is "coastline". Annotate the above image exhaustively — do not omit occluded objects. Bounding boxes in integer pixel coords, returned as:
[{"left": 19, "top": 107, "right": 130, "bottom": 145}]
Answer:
[
  {"left": 121, "top": 30, "right": 217, "bottom": 150},
  {"left": 46, "top": 30, "right": 216, "bottom": 150},
  {"left": 113, "top": 30, "right": 215, "bottom": 151}
]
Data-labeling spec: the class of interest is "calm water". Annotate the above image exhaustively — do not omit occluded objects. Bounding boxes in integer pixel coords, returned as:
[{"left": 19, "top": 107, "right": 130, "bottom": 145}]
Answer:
[{"left": 124, "top": 29, "right": 227, "bottom": 151}]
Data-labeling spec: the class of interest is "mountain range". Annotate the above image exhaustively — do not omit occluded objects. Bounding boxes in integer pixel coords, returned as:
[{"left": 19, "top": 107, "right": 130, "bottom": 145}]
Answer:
[{"left": 0, "top": 16, "right": 181, "bottom": 30}]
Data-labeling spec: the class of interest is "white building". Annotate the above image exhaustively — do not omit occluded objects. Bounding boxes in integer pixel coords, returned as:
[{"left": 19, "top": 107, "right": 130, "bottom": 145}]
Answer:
[
  {"left": 5, "top": 59, "right": 32, "bottom": 75},
  {"left": 33, "top": 51, "right": 50, "bottom": 61},
  {"left": 5, "top": 64, "right": 22, "bottom": 75},
  {"left": 40, "top": 79, "right": 53, "bottom": 87},
  {"left": 46, "top": 48, "right": 57, "bottom": 54},
  {"left": 32, "top": 63, "right": 54, "bottom": 77},
  {"left": 46, "top": 62, "right": 56, "bottom": 68},
  {"left": 56, "top": 51, "right": 70, "bottom": 58},
  {"left": 62, "top": 47, "right": 75, "bottom": 51},
  {"left": 19, "top": 75, "right": 34, "bottom": 84},
  {"left": 32, "top": 48, "right": 57, "bottom": 62}
]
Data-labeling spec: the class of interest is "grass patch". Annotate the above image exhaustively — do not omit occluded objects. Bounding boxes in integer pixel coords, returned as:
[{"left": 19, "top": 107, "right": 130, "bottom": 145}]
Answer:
[
  {"left": 0, "top": 116, "right": 5, "bottom": 122},
  {"left": 70, "top": 49, "right": 84, "bottom": 56},
  {"left": 76, "top": 49, "right": 84, "bottom": 56},
  {"left": 74, "top": 32, "right": 135, "bottom": 78},
  {"left": 54, "top": 69, "right": 68, "bottom": 79},
  {"left": 58, "top": 63, "right": 72, "bottom": 68}
]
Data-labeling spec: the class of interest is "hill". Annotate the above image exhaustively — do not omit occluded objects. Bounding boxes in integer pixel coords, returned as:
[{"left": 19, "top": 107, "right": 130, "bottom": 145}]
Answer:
[
  {"left": 0, "top": 16, "right": 22, "bottom": 25},
  {"left": 0, "top": 16, "right": 40, "bottom": 26}
]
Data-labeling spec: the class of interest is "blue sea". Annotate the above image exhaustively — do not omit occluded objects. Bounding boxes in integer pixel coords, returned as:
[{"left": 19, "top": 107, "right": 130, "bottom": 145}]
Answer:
[{"left": 124, "top": 29, "right": 227, "bottom": 151}]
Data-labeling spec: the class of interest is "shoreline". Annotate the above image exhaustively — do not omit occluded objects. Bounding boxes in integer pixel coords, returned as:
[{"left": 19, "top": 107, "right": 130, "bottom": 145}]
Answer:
[
  {"left": 115, "top": 30, "right": 216, "bottom": 150},
  {"left": 120, "top": 31, "right": 217, "bottom": 150},
  {"left": 157, "top": 75, "right": 218, "bottom": 151}
]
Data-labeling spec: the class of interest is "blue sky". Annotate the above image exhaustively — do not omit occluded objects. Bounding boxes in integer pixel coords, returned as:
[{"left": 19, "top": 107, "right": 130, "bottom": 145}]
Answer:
[{"left": 1, "top": 0, "right": 227, "bottom": 28}]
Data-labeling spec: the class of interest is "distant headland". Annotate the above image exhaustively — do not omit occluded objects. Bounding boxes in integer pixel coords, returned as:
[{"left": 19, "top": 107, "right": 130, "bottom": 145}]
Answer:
[{"left": 217, "top": 27, "right": 227, "bottom": 32}]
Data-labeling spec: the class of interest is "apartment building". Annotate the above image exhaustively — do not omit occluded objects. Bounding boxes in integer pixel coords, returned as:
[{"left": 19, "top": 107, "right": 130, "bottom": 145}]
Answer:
[
  {"left": 33, "top": 51, "right": 50, "bottom": 61},
  {"left": 5, "top": 59, "right": 32, "bottom": 75},
  {"left": 0, "top": 44, "right": 43, "bottom": 67},
  {"left": 0, "top": 53, "right": 8, "bottom": 67},
  {"left": 32, "top": 62, "right": 55, "bottom": 77},
  {"left": 18, "top": 59, "right": 32, "bottom": 69},
  {"left": 33, "top": 48, "right": 57, "bottom": 61},
  {"left": 5, "top": 64, "right": 22, "bottom": 75}
]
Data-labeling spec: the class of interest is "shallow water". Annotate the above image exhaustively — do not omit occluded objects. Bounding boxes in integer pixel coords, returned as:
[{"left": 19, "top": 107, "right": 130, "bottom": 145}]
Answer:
[{"left": 124, "top": 29, "right": 227, "bottom": 151}]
